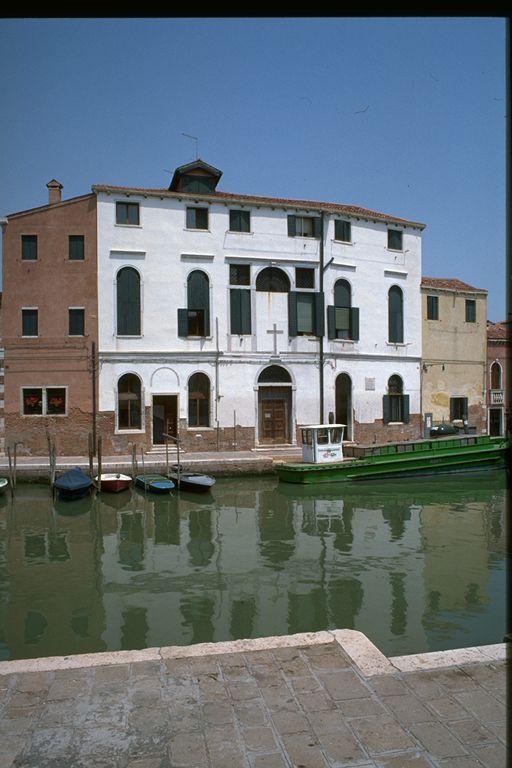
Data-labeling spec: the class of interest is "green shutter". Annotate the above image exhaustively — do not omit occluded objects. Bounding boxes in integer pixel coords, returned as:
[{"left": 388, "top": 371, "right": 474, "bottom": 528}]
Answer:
[
  {"left": 288, "top": 292, "right": 298, "bottom": 336},
  {"left": 287, "top": 215, "right": 296, "bottom": 237},
  {"left": 327, "top": 305, "right": 336, "bottom": 339},
  {"left": 313, "top": 216, "right": 322, "bottom": 239},
  {"left": 314, "top": 292, "right": 325, "bottom": 336},
  {"left": 117, "top": 268, "right": 140, "bottom": 335},
  {"left": 383, "top": 395, "right": 391, "bottom": 424},
  {"left": 177, "top": 308, "right": 189, "bottom": 337},
  {"left": 402, "top": 395, "right": 410, "bottom": 424},
  {"left": 350, "top": 307, "right": 360, "bottom": 341},
  {"left": 230, "top": 289, "right": 251, "bottom": 334}
]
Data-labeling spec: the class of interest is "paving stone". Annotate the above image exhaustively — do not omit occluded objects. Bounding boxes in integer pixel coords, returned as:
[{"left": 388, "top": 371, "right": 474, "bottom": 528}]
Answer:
[
  {"left": 336, "top": 695, "right": 386, "bottom": 718},
  {"left": 202, "top": 699, "right": 234, "bottom": 726},
  {"left": 317, "top": 727, "right": 368, "bottom": 765},
  {"left": 453, "top": 689, "right": 505, "bottom": 723},
  {"left": 350, "top": 714, "right": 416, "bottom": 754},
  {"left": 316, "top": 668, "right": 371, "bottom": 700},
  {"left": 168, "top": 730, "right": 208, "bottom": 766},
  {"left": 281, "top": 731, "right": 328, "bottom": 768},
  {"left": 204, "top": 723, "right": 246, "bottom": 768},
  {"left": 375, "top": 753, "right": 436, "bottom": 767},
  {"left": 471, "top": 742, "right": 508, "bottom": 768},
  {"left": 241, "top": 724, "right": 278, "bottom": 752},
  {"left": 271, "top": 709, "right": 310, "bottom": 734},
  {"left": 408, "top": 721, "right": 468, "bottom": 759},
  {"left": 250, "top": 754, "right": 289, "bottom": 768},
  {"left": 234, "top": 700, "right": 268, "bottom": 727},
  {"left": 381, "top": 692, "right": 433, "bottom": 723},
  {"left": 446, "top": 717, "right": 497, "bottom": 746}
]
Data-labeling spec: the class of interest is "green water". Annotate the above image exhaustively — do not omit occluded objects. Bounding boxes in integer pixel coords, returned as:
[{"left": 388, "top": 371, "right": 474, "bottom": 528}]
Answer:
[{"left": 0, "top": 471, "right": 507, "bottom": 661}]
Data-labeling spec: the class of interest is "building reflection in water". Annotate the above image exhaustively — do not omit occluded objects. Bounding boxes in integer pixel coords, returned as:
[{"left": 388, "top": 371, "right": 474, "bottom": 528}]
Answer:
[{"left": 0, "top": 471, "right": 506, "bottom": 661}]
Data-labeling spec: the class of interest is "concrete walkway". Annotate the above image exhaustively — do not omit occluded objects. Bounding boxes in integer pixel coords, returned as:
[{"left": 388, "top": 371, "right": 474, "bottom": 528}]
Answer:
[{"left": 0, "top": 631, "right": 507, "bottom": 768}]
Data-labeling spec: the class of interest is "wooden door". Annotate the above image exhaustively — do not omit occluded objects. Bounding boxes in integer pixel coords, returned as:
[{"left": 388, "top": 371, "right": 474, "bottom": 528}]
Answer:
[{"left": 261, "top": 398, "right": 288, "bottom": 444}]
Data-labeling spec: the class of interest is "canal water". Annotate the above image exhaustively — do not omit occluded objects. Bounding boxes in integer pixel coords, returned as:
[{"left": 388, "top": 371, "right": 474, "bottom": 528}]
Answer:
[{"left": 0, "top": 470, "right": 507, "bottom": 662}]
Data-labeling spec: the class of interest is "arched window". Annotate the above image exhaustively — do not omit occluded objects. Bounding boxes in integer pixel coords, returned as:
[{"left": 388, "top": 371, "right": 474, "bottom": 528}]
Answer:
[
  {"left": 256, "top": 267, "right": 290, "bottom": 293},
  {"left": 117, "top": 267, "right": 141, "bottom": 336},
  {"left": 117, "top": 373, "right": 142, "bottom": 430},
  {"left": 258, "top": 365, "right": 292, "bottom": 383},
  {"left": 388, "top": 286, "right": 404, "bottom": 343},
  {"left": 383, "top": 374, "right": 409, "bottom": 424},
  {"left": 490, "top": 361, "right": 502, "bottom": 390},
  {"left": 188, "top": 372, "right": 210, "bottom": 427},
  {"left": 178, "top": 271, "right": 210, "bottom": 337},
  {"left": 334, "top": 279, "right": 351, "bottom": 308}
]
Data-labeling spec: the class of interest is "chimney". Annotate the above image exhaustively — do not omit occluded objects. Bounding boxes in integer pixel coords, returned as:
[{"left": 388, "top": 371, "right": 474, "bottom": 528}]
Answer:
[{"left": 47, "top": 179, "right": 63, "bottom": 205}]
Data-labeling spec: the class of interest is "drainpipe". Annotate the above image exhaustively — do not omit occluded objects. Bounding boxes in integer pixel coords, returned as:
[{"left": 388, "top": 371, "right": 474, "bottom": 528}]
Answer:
[
  {"left": 319, "top": 211, "right": 325, "bottom": 424},
  {"left": 91, "top": 341, "right": 97, "bottom": 454}
]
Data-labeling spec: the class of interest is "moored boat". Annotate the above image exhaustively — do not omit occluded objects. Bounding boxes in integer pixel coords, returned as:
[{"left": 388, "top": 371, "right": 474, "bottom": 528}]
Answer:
[
  {"left": 135, "top": 474, "right": 175, "bottom": 493},
  {"left": 168, "top": 465, "right": 215, "bottom": 493},
  {"left": 275, "top": 424, "right": 510, "bottom": 485},
  {"left": 95, "top": 473, "right": 132, "bottom": 493},
  {"left": 54, "top": 467, "right": 94, "bottom": 500},
  {"left": 0, "top": 478, "right": 9, "bottom": 494}
]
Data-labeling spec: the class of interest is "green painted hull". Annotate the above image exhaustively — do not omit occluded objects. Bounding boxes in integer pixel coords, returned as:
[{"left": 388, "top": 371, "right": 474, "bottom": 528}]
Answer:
[{"left": 276, "top": 435, "right": 510, "bottom": 484}]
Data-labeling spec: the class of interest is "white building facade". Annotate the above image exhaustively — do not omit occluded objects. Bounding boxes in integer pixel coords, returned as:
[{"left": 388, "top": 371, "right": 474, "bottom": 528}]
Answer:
[{"left": 95, "top": 160, "right": 424, "bottom": 454}]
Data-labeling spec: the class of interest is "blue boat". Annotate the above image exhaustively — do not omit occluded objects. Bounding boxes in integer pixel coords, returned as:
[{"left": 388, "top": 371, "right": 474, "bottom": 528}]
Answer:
[
  {"left": 135, "top": 474, "right": 175, "bottom": 494},
  {"left": 54, "top": 467, "right": 94, "bottom": 500}
]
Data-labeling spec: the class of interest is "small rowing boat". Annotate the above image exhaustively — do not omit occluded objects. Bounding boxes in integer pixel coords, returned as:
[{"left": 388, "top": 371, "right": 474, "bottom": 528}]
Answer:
[
  {"left": 135, "top": 474, "right": 175, "bottom": 494},
  {"left": 95, "top": 473, "right": 132, "bottom": 493}
]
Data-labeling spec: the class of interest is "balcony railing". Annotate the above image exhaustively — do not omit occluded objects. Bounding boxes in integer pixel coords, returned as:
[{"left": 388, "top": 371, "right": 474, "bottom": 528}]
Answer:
[{"left": 490, "top": 389, "right": 504, "bottom": 405}]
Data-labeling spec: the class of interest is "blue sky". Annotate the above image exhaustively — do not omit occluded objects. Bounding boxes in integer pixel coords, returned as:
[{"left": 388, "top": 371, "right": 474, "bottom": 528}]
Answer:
[{"left": 0, "top": 17, "right": 507, "bottom": 319}]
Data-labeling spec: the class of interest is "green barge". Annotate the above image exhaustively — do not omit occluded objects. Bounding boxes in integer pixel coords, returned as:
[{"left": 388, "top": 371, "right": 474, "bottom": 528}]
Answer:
[{"left": 275, "top": 424, "right": 510, "bottom": 484}]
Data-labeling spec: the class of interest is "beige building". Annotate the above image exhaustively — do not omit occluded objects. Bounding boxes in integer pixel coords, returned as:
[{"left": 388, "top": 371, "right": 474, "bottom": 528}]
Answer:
[{"left": 421, "top": 277, "right": 488, "bottom": 433}]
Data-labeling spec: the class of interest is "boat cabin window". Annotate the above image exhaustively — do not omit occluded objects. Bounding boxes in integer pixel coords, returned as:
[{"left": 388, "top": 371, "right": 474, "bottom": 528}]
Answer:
[
  {"left": 330, "top": 427, "right": 343, "bottom": 443},
  {"left": 302, "top": 429, "right": 313, "bottom": 446},
  {"left": 317, "top": 429, "right": 329, "bottom": 444}
]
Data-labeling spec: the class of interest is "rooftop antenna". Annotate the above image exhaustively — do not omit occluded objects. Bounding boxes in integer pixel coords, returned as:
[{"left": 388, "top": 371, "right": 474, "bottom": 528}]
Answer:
[{"left": 182, "top": 132, "right": 199, "bottom": 159}]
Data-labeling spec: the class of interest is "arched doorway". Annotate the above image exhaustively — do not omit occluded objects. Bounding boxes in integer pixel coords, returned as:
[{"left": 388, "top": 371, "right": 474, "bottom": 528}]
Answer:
[
  {"left": 257, "top": 365, "right": 292, "bottom": 445},
  {"left": 335, "top": 373, "right": 352, "bottom": 440}
]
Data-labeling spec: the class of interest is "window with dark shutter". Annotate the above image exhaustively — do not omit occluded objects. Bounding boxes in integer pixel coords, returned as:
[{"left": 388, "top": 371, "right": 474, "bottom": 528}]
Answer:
[
  {"left": 69, "top": 235, "right": 85, "bottom": 260},
  {"left": 117, "top": 267, "right": 141, "bottom": 336},
  {"left": 388, "top": 286, "right": 404, "bottom": 343},
  {"left": 116, "top": 202, "right": 139, "bottom": 226},
  {"left": 22, "top": 235, "right": 38, "bottom": 260},
  {"left": 289, "top": 292, "right": 324, "bottom": 337},
  {"left": 229, "top": 209, "right": 250, "bottom": 233},
  {"left": 230, "top": 289, "right": 251, "bottom": 335},
  {"left": 334, "top": 220, "right": 351, "bottom": 242},
  {"left": 22, "top": 308, "right": 38, "bottom": 336}
]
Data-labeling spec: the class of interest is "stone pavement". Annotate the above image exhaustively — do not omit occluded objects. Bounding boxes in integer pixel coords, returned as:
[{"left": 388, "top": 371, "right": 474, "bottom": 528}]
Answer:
[{"left": 0, "top": 630, "right": 507, "bottom": 768}]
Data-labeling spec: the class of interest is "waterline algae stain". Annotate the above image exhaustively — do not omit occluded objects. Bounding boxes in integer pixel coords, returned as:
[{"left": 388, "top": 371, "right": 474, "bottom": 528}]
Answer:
[{"left": 0, "top": 471, "right": 506, "bottom": 661}]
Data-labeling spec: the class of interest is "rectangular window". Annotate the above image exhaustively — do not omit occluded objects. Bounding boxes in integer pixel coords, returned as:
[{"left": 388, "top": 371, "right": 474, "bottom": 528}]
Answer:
[
  {"left": 450, "top": 396, "right": 468, "bottom": 420},
  {"left": 22, "top": 386, "right": 66, "bottom": 416},
  {"left": 229, "top": 209, "right": 250, "bottom": 233},
  {"left": 295, "top": 267, "right": 315, "bottom": 289},
  {"left": 230, "top": 289, "right": 251, "bottom": 335},
  {"left": 334, "top": 220, "right": 351, "bottom": 243},
  {"left": 427, "top": 295, "right": 439, "bottom": 320},
  {"left": 22, "top": 308, "right": 38, "bottom": 336},
  {"left": 387, "top": 228, "right": 403, "bottom": 250},
  {"left": 229, "top": 264, "right": 251, "bottom": 285},
  {"left": 178, "top": 308, "right": 206, "bottom": 337},
  {"left": 465, "top": 299, "right": 476, "bottom": 322},
  {"left": 186, "top": 206, "right": 209, "bottom": 230},
  {"left": 68, "top": 235, "right": 85, "bottom": 260},
  {"left": 116, "top": 202, "right": 139, "bottom": 226},
  {"left": 288, "top": 292, "right": 324, "bottom": 337},
  {"left": 22, "top": 235, "right": 38, "bottom": 261},
  {"left": 383, "top": 394, "right": 410, "bottom": 424},
  {"left": 327, "top": 305, "right": 360, "bottom": 340},
  {"left": 287, "top": 214, "right": 322, "bottom": 238},
  {"left": 68, "top": 308, "right": 85, "bottom": 336}
]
